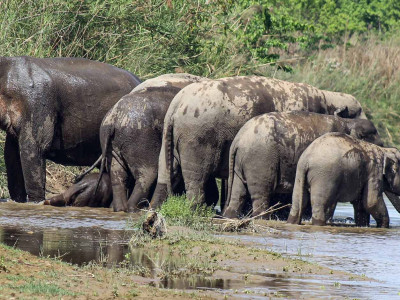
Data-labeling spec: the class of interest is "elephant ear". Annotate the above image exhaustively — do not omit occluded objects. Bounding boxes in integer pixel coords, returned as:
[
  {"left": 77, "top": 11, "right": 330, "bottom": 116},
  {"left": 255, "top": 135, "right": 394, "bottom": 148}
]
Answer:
[
  {"left": 383, "top": 153, "right": 397, "bottom": 176},
  {"left": 334, "top": 106, "right": 349, "bottom": 118}
]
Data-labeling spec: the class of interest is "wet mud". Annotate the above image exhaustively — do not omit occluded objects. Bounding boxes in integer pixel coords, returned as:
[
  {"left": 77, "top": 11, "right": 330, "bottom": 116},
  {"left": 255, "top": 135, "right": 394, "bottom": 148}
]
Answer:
[{"left": 0, "top": 201, "right": 399, "bottom": 299}]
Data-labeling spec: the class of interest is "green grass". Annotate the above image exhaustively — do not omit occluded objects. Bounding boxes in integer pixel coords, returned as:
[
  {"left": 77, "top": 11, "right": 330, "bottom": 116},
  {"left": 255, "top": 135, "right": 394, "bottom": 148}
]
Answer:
[
  {"left": 158, "top": 195, "right": 215, "bottom": 231},
  {"left": 5, "top": 281, "right": 77, "bottom": 297}
]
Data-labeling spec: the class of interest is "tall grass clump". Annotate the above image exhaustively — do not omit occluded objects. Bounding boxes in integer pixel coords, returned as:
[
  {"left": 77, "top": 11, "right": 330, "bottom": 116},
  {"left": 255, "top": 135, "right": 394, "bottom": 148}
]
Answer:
[
  {"left": 158, "top": 195, "right": 215, "bottom": 231},
  {"left": 273, "top": 32, "right": 400, "bottom": 147}
]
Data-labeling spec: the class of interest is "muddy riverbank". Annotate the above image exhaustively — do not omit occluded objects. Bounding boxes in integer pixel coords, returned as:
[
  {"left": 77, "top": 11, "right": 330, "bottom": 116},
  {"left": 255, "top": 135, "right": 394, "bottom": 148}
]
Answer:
[{"left": 0, "top": 201, "right": 399, "bottom": 299}]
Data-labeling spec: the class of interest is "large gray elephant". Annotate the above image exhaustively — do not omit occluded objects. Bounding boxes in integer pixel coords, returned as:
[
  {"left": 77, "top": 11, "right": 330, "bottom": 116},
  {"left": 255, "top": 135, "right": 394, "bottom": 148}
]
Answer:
[
  {"left": 44, "top": 173, "right": 112, "bottom": 207},
  {"left": 223, "top": 111, "right": 383, "bottom": 218},
  {"left": 150, "top": 76, "right": 368, "bottom": 209},
  {"left": 97, "top": 73, "right": 206, "bottom": 212},
  {"left": 0, "top": 56, "right": 140, "bottom": 203},
  {"left": 287, "top": 133, "right": 400, "bottom": 228}
]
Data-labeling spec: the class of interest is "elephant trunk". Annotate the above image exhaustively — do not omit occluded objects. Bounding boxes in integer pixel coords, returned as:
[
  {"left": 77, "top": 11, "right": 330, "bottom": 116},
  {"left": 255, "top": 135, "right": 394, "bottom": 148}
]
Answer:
[{"left": 384, "top": 190, "right": 400, "bottom": 214}]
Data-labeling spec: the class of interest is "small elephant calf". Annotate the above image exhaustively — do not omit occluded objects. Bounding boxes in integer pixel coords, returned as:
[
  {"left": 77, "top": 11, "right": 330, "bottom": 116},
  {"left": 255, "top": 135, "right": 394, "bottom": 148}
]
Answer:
[
  {"left": 223, "top": 111, "right": 383, "bottom": 219},
  {"left": 44, "top": 173, "right": 112, "bottom": 208},
  {"left": 287, "top": 133, "right": 400, "bottom": 228}
]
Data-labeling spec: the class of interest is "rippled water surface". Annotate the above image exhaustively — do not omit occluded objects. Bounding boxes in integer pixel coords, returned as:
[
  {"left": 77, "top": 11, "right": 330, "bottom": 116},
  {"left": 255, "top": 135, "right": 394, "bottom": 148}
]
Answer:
[{"left": 0, "top": 200, "right": 399, "bottom": 299}]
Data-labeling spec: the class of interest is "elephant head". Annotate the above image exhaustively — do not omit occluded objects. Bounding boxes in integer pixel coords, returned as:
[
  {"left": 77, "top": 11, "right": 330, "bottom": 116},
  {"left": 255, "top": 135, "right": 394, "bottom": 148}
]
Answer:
[
  {"left": 348, "top": 118, "right": 384, "bottom": 146},
  {"left": 382, "top": 149, "right": 400, "bottom": 213},
  {"left": 323, "top": 91, "right": 367, "bottom": 119}
]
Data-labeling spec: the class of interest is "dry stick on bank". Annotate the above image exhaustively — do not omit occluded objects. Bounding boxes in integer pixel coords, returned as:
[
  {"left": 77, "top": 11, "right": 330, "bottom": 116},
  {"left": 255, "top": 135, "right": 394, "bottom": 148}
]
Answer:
[
  {"left": 140, "top": 202, "right": 290, "bottom": 237},
  {"left": 220, "top": 203, "right": 291, "bottom": 232}
]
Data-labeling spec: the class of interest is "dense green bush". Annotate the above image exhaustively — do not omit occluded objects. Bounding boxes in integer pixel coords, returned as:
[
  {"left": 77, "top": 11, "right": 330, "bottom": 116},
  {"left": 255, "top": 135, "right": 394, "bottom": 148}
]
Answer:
[{"left": 3, "top": 0, "right": 399, "bottom": 78}]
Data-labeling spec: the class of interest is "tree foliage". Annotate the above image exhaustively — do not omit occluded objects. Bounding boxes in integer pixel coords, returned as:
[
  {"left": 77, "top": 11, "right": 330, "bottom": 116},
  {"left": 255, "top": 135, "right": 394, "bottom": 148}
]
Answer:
[{"left": 1, "top": 0, "right": 399, "bottom": 78}]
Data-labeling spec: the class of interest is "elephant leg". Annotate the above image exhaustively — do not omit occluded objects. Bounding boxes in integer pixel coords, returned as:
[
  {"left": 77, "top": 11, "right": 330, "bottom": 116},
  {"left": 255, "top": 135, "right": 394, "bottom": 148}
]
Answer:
[
  {"left": 219, "top": 179, "right": 228, "bottom": 212},
  {"left": 5, "top": 135, "right": 27, "bottom": 202},
  {"left": 181, "top": 160, "right": 208, "bottom": 206},
  {"left": 185, "top": 179, "right": 207, "bottom": 206},
  {"left": 72, "top": 192, "right": 89, "bottom": 207},
  {"left": 242, "top": 156, "right": 278, "bottom": 218},
  {"left": 204, "top": 176, "right": 219, "bottom": 207},
  {"left": 110, "top": 157, "right": 128, "bottom": 212},
  {"left": 325, "top": 201, "right": 338, "bottom": 224},
  {"left": 352, "top": 200, "right": 370, "bottom": 227},
  {"left": 179, "top": 141, "right": 216, "bottom": 206},
  {"left": 368, "top": 200, "right": 389, "bottom": 228},
  {"left": 288, "top": 163, "right": 310, "bottom": 225},
  {"left": 19, "top": 141, "right": 46, "bottom": 203},
  {"left": 310, "top": 185, "right": 337, "bottom": 226},
  {"left": 247, "top": 177, "right": 276, "bottom": 218},
  {"left": 363, "top": 186, "right": 389, "bottom": 228},
  {"left": 288, "top": 189, "right": 310, "bottom": 225},
  {"left": 127, "top": 169, "right": 157, "bottom": 212},
  {"left": 223, "top": 172, "right": 248, "bottom": 219}
]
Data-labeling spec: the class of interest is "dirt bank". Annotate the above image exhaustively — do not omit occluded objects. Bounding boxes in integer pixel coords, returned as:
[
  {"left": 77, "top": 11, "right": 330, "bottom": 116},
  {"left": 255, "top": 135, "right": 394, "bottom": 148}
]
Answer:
[{"left": 0, "top": 243, "right": 214, "bottom": 299}]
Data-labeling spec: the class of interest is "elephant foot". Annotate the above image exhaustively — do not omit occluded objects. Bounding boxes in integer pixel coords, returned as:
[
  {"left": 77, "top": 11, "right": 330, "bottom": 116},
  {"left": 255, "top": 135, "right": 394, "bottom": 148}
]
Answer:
[
  {"left": 287, "top": 214, "right": 300, "bottom": 224},
  {"left": 113, "top": 205, "right": 128, "bottom": 212},
  {"left": 223, "top": 208, "right": 239, "bottom": 219},
  {"left": 128, "top": 207, "right": 141, "bottom": 213},
  {"left": 311, "top": 217, "right": 327, "bottom": 226}
]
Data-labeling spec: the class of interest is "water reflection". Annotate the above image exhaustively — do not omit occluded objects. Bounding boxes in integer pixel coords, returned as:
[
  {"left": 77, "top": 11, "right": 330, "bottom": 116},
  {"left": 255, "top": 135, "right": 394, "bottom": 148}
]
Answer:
[{"left": 0, "top": 225, "right": 130, "bottom": 266}]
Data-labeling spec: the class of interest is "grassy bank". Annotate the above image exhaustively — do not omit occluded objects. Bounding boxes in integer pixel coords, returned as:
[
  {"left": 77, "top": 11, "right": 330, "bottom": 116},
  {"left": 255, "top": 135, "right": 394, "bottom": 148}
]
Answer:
[{"left": 0, "top": 243, "right": 215, "bottom": 299}]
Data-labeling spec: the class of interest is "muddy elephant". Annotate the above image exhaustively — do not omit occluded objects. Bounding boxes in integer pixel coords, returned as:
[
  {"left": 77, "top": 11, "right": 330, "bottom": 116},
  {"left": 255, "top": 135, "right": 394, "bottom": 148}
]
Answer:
[
  {"left": 95, "top": 73, "right": 206, "bottom": 212},
  {"left": 44, "top": 173, "right": 112, "bottom": 207},
  {"left": 0, "top": 56, "right": 141, "bottom": 203},
  {"left": 287, "top": 133, "right": 400, "bottom": 228},
  {"left": 150, "top": 76, "right": 368, "bottom": 209},
  {"left": 223, "top": 111, "right": 383, "bottom": 219}
]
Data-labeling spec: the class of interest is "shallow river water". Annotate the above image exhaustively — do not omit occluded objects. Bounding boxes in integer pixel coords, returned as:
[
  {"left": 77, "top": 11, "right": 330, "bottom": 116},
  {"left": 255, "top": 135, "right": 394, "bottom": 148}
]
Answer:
[{"left": 0, "top": 201, "right": 399, "bottom": 299}]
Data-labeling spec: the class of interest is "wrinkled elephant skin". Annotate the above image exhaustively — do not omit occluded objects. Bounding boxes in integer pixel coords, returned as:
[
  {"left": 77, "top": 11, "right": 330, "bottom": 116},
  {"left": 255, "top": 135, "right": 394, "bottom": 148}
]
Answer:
[{"left": 0, "top": 56, "right": 140, "bottom": 203}]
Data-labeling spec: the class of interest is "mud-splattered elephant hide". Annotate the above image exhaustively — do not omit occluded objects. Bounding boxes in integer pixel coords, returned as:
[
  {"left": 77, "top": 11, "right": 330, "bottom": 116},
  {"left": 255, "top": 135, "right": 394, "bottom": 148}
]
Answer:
[
  {"left": 0, "top": 56, "right": 140, "bottom": 203},
  {"left": 223, "top": 111, "right": 383, "bottom": 219},
  {"left": 150, "top": 76, "right": 368, "bottom": 209},
  {"left": 99, "top": 73, "right": 206, "bottom": 212},
  {"left": 44, "top": 173, "right": 112, "bottom": 207},
  {"left": 287, "top": 133, "right": 400, "bottom": 228}
]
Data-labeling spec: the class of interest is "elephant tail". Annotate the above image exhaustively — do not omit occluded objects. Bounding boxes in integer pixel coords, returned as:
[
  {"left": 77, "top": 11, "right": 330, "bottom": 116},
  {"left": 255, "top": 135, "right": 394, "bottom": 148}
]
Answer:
[
  {"left": 288, "top": 160, "right": 310, "bottom": 225},
  {"left": 74, "top": 156, "right": 102, "bottom": 183},
  {"left": 94, "top": 129, "right": 112, "bottom": 196},
  {"left": 224, "top": 139, "right": 239, "bottom": 215},
  {"left": 165, "top": 120, "right": 174, "bottom": 194}
]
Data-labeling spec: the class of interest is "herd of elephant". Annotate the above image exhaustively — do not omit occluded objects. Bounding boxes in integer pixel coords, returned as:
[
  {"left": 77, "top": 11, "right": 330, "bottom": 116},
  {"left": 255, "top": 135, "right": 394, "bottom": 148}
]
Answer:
[{"left": 1, "top": 56, "right": 400, "bottom": 228}]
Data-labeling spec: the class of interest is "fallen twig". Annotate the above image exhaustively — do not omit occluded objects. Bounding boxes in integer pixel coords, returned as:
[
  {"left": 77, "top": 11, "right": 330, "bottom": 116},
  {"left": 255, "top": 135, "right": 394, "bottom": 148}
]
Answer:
[{"left": 219, "top": 203, "right": 291, "bottom": 232}]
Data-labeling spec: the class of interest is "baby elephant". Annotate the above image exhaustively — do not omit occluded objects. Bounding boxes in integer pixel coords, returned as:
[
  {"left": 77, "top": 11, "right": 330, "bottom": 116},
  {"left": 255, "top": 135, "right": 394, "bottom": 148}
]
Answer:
[
  {"left": 287, "top": 133, "right": 400, "bottom": 228},
  {"left": 44, "top": 173, "right": 112, "bottom": 207},
  {"left": 223, "top": 111, "right": 383, "bottom": 218}
]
